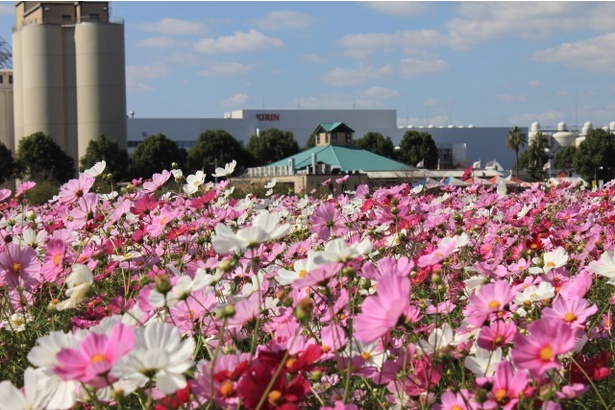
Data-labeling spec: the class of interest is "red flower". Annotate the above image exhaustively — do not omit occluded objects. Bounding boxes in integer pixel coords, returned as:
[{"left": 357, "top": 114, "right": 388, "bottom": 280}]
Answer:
[
  {"left": 569, "top": 351, "right": 613, "bottom": 383},
  {"left": 154, "top": 380, "right": 192, "bottom": 410},
  {"left": 237, "top": 363, "right": 310, "bottom": 410}
]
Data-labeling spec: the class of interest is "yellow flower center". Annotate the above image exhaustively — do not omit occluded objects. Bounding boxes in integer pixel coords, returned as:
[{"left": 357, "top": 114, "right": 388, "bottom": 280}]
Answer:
[
  {"left": 539, "top": 345, "right": 554, "bottom": 361},
  {"left": 12, "top": 262, "right": 21, "bottom": 274},
  {"left": 220, "top": 380, "right": 234, "bottom": 397},
  {"left": 452, "top": 406, "right": 463, "bottom": 410},
  {"left": 268, "top": 390, "right": 283, "bottom": 405},
  {"left": 285, "top": 357, "right": 297, "bottom": 369},
  {"left": 488, "top": 300, "right": 501, "bottom": 309},
  {"left": 361, "top": 351, "right": 372, "bottom": 360},
  {"left": 494, "top": 389, "right": 508, "bottom": 402},
  {"left": 91, "top": 354, "right": 107, "bottom": 363},
  {"left": 53, "top": 253, "right": 62, "bottom": 266},
  {"left": 545, "top": 261, "right": 556, "bottom": 268},
  {"left": 298, "top": 269, "right": 308, "bottom": 278},
  {"left": 321, "top": 345, "right": 330, "bottom": 353},
  {"left": 564, "top": 312, "right": 577, "bottom": 322}
]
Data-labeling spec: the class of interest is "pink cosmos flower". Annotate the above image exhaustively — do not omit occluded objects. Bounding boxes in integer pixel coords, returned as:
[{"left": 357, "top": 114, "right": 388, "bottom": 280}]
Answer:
[
  {"left": 464, "top": 280, "right": 516, "bottom": 327},
  {"left": 477, "top": 320, "right": 517, "bottom": 350},
  {"left": 41, "top": 238, "right": 66, "bottom": 282},
  {"left": 489, "top": 361, "right": 528, "bottom": 410},
  {"left": 54, "top": 323, "right": 135, "bottom": 387},
  {"left": 511, "top": 318, "right": 576, "bottom": 378},
  {"left": 0, "top": 188, "right": 11, "bottom": 202},
  {"left": 142, "top": 170, "right": 171, "bottom": 193},
  {"left": 146, "top": 204, "right": 181, "bottom": 237},
  {"left": 309, "top": 202, "right": 347, "bottom": 241},
  {"left": 433, "top": 390, "right": 472, "bottom": 410},
  {"left": 541, "top": 296, "right": 598, "bottom": 329},
  {"left": 57, "top": 174, "right": 95, "bottom": 204},
  {"left": 353, "top": 273, "right": 411, "bottom": 343},
  {"left": 0, "top": 243, "right": 41, "bottom": 291}
]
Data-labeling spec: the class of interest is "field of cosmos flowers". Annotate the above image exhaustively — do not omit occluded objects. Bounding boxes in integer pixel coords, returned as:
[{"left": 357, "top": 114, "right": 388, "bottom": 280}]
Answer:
[{"left": 1, "top": 160, "right": 615, "bottom": 410}]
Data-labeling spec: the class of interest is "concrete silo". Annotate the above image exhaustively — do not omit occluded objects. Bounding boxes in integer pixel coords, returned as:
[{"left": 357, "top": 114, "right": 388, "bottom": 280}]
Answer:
[{"left": 12, "top": 1, "right": 126, "bottom": 166}]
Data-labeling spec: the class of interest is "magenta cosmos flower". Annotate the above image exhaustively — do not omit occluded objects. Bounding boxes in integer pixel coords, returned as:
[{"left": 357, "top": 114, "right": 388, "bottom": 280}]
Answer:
[
  {"left": 511, "top": 318, "right": 576, "bottom": 378},
  {"left": 0, "top": 243, "right": 41, "bottom": 291},
  {"left": 353, "top": 272, "right": 410, "bottom": 343}
]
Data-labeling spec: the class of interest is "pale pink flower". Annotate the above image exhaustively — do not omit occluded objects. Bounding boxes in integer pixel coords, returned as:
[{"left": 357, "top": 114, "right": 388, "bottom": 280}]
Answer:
[
  {"left": 54, "top": 323, "right": 134, "bottom": 387},
  {"left": 511, "top": 318, "right": 576, "bottom": 378},
  {"left": 354, "top": 273, "right": 410, "bottom": 343},
  {"left": 41, "top": 238, "right": 66, "bottom": 282},
  {"left": 0, "top": 243, "right": 41, "bottom": 291},
  {"left": 464, "top": 280, "right": 516, "bottom": 327},
  {"left": 541, "top": 296, "right": 598, "bottom": 329},
  {"left": 57, "top": 174, "right": 95, "bottom": 204},
  {"left": 142, "top": 170, "right": 171, "bottom": 193},
  {"left": 0, "top": 188, "right": 11, "bottom": 201},
  {"left": 488, "top": 361, "right": 528, "bottom": 410},
  {"left": 146, "top": 204, "right": 181, "bottom": 237}
]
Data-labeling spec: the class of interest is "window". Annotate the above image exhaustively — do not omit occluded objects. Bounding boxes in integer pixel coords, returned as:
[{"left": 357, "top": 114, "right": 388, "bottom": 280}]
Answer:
[
  {"left": 8, "top": 75, "right": 12, "bottom": 84},
  {"left": 345, "top": 133, "right": 352, "bottom": 143},
  {"left": 0, "top": 76, "right": 3, "bottom": 84},
  {"left": 331, "top": 134, "right": 337, "bottom": 144},
  {"left": 62, "top": 14, "right": 71, "bottom": 21},
  {"left": 326, "top": 133, "right": 329, "bottom": 144},
  {"left": 89, "top": 13, "right": 99, "bottom": 20}
]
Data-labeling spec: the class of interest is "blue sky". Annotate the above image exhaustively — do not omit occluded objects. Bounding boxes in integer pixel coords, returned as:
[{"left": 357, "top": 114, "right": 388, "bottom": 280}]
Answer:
[{"left": 1, "top": 1, "right": 615, "bottom": 129}]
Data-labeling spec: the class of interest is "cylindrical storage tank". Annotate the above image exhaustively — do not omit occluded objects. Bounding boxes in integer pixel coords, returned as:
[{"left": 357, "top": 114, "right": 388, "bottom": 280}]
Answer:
[
  {"left": 552, "top": 131, "right": 576, "bottom": 149},
  {"left": 12, "top": 30, "right": 22, "bottom": 151},
  {"left": 528, "top": 122, "right": 541, "bottom": 145},
  {"left": 75, "top": 21, "right": 127, "bottom": 163},
  {"left": 17, "top": 24, "right": 66, "bottom": 148},
  {"left": 575, "top": 136, "right": 586, "bottom": 147}
]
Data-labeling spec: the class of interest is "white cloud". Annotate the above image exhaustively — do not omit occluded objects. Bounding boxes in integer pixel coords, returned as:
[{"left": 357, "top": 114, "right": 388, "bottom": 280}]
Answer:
[
  {"left": 364, "top": 86, "right": 399, "bottom": 99},
  {"left": 529, "top": 80, "right": 543, "bottom": 88},
  {"left": 510, "top": 110, "right": 566, "bottom": 127},
  {"left": 496, "top": 94, "right": 527, "bottom": 102},
  {"left": 363, "top": 2, "right": 432, "bottom": 17},
  {"left": 302, "top": 53, "right": 326, "bottom": 64},
  {"left": 199, "top": 62, "right": 254, "bottom": 77},
  {"left": 337, "top": 30, "right": 446, "bottom": 57},
  {"left": 139, "top": 18, "right": 207, "bottom": 36},
  {"left": 446, "top": 2, "right": 587, "bottom": 49},
  {"left": 222, "top": 93, "right": 248, "bottom": 107},
  {"left": 194, "top": 30, "right": 283, "bottom": 54},
  {"left": 531, "top": 33, "right": 615, "bottom": 73},
  {"left": 253, "top": 10, "right": 316, "bottom": 30},
  {"left": 125, "top": 62, "right": 171, "bottom": 93},
  {"left": 135, "top": 37, "right": 177, "bottom": 49},
  {"left": 323, "top": 65, "right": 393, "bottom": 86},
  {"left": 399, "top": 57, "right": 449, "bottom": 76}
]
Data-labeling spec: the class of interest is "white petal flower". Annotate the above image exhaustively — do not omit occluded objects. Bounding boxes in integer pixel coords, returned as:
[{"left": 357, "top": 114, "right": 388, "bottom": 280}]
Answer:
[
  {"left": 84, "top": 160, "right": 106, "bottom": 177},
  {"left": 55, "top": 264, "right": 94, "bottom": 311},
  {"left": 212, "top": 160, "right": 236, "bottom": 178},
  {"left": 0, "top": 367, "right": 54, "bottom": 410},
  {"left": 590, "top": 250, "right": 615, "bottom": 285},
  {"left": 464, "top": 347, "right": 502, "bottom": 377},
  {"left": 112, "top": 322, "right": 195, "bottom": 395},
  {"left": 314, "top": 238, "right": 372, "bottom": 264}
]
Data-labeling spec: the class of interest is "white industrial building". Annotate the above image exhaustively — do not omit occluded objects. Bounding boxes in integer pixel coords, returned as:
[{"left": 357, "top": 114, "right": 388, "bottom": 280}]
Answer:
[{"left": 127, "top": 109, "right": 525, "bottom": 171}]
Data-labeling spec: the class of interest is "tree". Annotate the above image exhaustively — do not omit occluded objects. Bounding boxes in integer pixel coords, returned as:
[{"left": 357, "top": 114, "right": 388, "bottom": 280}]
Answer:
[
  {"left": 80, "top": 135, "right": 130, "bottom": 182},
  {"left": 129, "top": 134, "right": 186, "bottom": 179},
  {"left": 397, "top": 130, "right": 438, "bottom": 168},
  {"left": 517, "top": 132, "right": 550, "bottom": 181},
  {"left": 506, "top": 126, "right": 527, "bottom": 178},
  {"left": 0, "top": 141, "right": 14, "bottom": 184},
  {"left": 186, "top": 130, "right": 253, "bottom": 177},
  {"left": 553, "top": 145, "right": 576, "bottom": 170},
  {"left": 303, "top": 133, "right": 316, "bottom": 150},
  {"left": 354, "top": 132, "right": 396, "bottom": 158},
  {"left": 15, "top": 132, "right": 75, "bottom": 182},
  {"left": 573, "top": 128, "right": 615, "bottom": 183},
  {"left": 246, "top": 128, "right": 299, "bottom": 165}
]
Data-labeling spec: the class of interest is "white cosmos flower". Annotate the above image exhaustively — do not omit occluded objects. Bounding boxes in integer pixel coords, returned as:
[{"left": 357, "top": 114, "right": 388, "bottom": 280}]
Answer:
[
  {"left": 314, "top": 238, "right": 372, "bottom": 264},
  {"left": 275, "top": 250, "right": 321, "bottom": 285},
  {"left": 112, "top": 322, "right": 195, "bottom": 395},
  {"left": 417, "top": 323, "right": 455, "bottom": 355},
  {"left": 464, "top": 347, "right": 502, "bottom": 377},
  {"left": 212, "top": 211, "right": 290, "bottom": 254},
  {"left": 530, "top": 247, "right": 568, "bottom": 274},
  {"left": 0, "top": 367, "right": 54, "bottom": 410},
  {"left": 589, "top": 250, "right": 615, "bottom": 285},
  {"left": 212, "top": 160, "right": 236, "bottom": 178},
  {"left": 55, "top": 264, "right": 94, "bottom": 311},
  {"left": 183, "top": 170, "right": 206, "bottom": 194},
  {"left": 264, "top": 178, "right": 277, "bottom": 189},
  {"left": 84, "top": 160, "right": 106, "bottom": 177},
  {"left": 514, "top": 281, "right": 555, "bottom": 306}
]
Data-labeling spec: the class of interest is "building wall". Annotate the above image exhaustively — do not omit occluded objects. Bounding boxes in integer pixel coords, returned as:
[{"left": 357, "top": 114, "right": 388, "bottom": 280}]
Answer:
[{"left": 128, "top": 111, "right": 523, "bottom": 172}]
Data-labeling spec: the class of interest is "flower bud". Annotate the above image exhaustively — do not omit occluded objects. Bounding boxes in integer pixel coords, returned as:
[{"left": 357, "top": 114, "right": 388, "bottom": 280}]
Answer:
[{"left": 154, "top": 275, "right": 172, "bottom": 295}]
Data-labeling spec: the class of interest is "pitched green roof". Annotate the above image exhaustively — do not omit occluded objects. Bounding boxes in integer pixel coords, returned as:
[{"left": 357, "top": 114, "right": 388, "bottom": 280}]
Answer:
[
  {"left": 314, "top": 122, "right": 355, "bottom": 133},
  {"left": 269, "top": 145, "right": 414, "bottom": 172}
]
